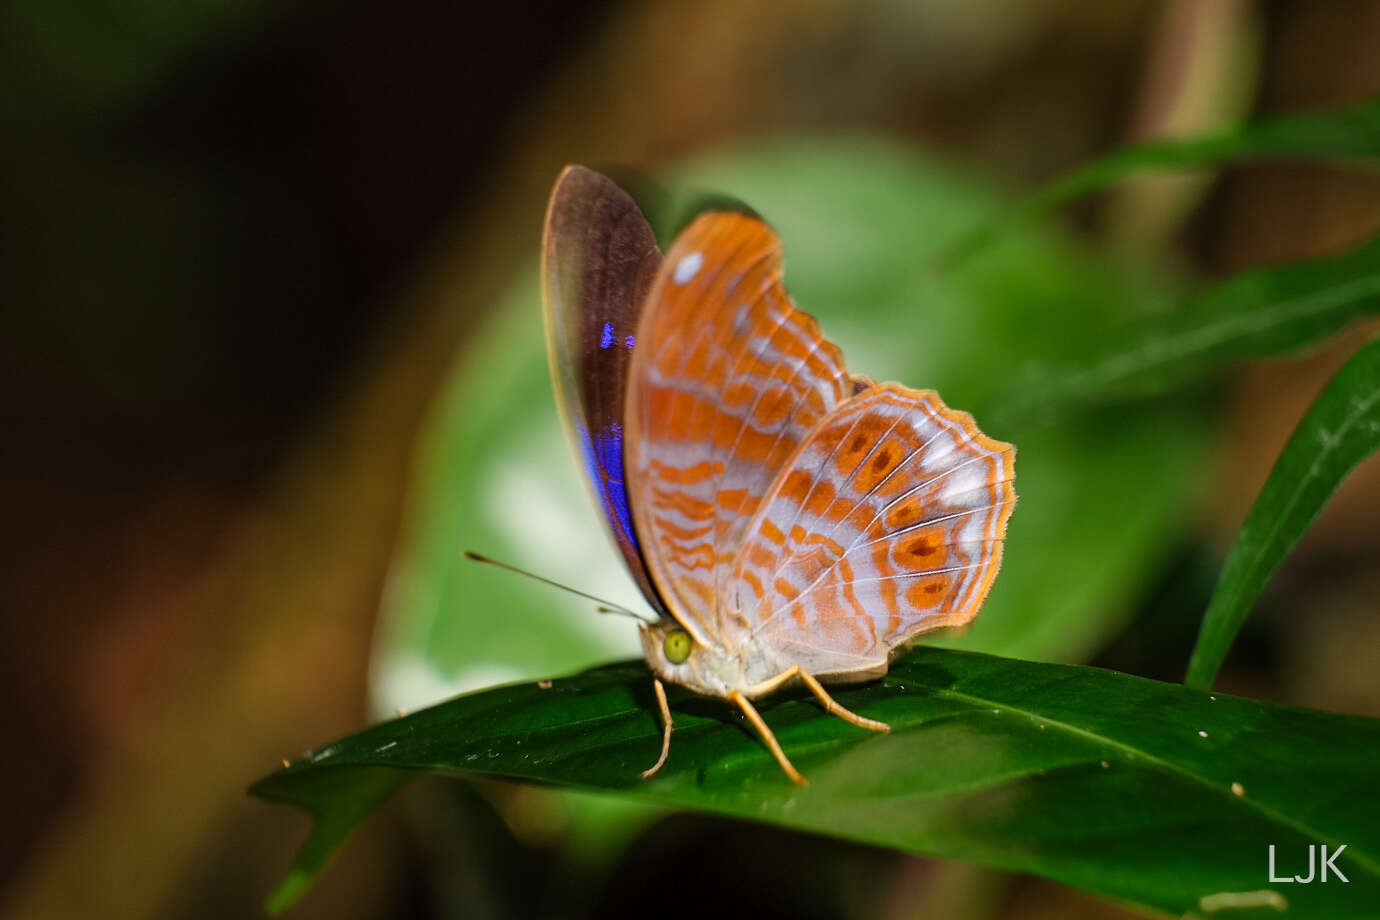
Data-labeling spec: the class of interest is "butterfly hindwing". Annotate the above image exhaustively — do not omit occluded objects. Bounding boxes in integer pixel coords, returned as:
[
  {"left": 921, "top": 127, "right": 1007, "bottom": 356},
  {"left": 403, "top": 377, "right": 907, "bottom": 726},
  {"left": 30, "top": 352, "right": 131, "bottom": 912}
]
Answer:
[
  {"left": 542, "top": 166, "right": 666, "bottom": 613},
  {"left": 729, "top": 384, "right": 1016, "bottom": 679},
  {"left": 625, "top": 213, "right": 851, "bottom": 643}
]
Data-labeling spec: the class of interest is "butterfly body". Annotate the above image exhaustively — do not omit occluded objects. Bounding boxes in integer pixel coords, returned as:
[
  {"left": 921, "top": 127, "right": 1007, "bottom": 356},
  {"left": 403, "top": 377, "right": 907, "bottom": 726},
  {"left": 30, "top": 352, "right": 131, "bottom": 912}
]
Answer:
[{"left": 542, "top": 166, "right": 1015, "bottom": 784}]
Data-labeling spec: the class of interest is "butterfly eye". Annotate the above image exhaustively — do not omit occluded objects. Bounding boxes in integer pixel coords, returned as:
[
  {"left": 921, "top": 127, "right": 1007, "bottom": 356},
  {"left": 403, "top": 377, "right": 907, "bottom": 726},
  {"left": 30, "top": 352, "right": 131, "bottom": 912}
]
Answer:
[{"left": 663, "top": 630, "right": 692, "bottom": 664}]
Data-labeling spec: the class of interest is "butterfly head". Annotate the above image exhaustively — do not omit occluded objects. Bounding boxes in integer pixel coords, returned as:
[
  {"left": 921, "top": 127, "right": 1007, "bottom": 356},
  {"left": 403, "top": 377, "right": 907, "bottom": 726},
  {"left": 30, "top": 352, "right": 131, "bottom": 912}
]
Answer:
[{"left": 638, "top": 620, "right": 741, "bottom": 697}]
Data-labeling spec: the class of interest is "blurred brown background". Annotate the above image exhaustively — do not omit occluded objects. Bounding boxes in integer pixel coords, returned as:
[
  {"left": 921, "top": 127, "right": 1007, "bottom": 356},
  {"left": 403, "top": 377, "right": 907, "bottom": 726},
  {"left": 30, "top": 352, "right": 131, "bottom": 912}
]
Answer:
[{"left": 4, "top": 1, "right": 1379, "bottom": 918}]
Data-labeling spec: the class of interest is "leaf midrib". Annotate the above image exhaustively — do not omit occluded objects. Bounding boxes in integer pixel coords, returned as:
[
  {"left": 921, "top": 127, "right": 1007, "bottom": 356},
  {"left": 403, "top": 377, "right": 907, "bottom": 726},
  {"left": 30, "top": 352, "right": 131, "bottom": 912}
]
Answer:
[
  {"left": 1234, "top": 385, "right": 1380, "bottom": 607},
  {"left": 1031, "top": 268, "right": 1380, "bottom": 402},
  {"left": 927, "top": 682, "right": 1380, "bottom": 879}
]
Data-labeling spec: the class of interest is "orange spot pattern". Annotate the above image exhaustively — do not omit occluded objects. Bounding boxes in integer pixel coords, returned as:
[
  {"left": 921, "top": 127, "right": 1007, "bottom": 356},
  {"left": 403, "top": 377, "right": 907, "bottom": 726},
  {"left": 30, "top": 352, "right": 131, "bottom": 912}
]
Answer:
[{"left": 905, "top": 574, "right": 954, "bottom": 610}]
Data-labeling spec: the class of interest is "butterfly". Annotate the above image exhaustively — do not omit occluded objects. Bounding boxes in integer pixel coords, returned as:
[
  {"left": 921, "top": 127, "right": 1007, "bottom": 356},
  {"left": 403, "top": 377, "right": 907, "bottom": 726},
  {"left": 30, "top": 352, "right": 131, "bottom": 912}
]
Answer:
[{"left": 541, "top": 165, "right": 1016, "bottom": 785}]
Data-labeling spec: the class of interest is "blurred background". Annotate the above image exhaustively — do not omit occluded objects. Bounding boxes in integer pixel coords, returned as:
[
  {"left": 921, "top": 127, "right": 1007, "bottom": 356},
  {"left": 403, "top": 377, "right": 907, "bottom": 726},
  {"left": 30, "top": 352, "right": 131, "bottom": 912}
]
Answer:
[{"left": 5, "top": 1, "right": 1380, "bottom": 918}]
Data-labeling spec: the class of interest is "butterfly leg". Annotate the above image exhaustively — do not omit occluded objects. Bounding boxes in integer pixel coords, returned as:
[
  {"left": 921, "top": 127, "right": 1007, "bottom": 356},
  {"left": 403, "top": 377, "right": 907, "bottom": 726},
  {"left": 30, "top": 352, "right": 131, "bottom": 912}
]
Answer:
[
  {"left": 640, "top": 678, "right": 674, "bottom": 779},
  {"left": 748, "top": 666, "right": 890, "bottom": 733},
  {"left": 729, "top": 690, "right": 806, "bottom": 786},
  {"left": 796, "top": 670, "right": 890, "bottom": 733}
]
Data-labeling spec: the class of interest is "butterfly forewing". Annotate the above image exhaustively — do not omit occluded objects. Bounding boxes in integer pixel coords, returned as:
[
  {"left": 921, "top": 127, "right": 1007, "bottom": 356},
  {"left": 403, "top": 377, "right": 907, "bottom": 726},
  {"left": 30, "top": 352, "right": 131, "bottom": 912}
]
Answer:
[
  {"left": 625, "top": 213, "right": 851, "bottom": 643},
  {"left": 731, "top": 385, "right": 1016, "bottom": 678},
  {"left": 542, "top": 166, "right": 666, "bottom": 613}
]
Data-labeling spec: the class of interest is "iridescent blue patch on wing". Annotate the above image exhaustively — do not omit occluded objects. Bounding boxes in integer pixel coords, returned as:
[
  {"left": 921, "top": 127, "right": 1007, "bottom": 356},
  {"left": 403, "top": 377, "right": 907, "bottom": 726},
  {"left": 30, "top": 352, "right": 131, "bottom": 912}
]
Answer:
[
  {"left": 624, "top": 334, "right": 635, "bottom": 349},
  {"left": 599, "top": 322, "right": 615, "bottom": 349},
  {"left": 575, "top": 421, "right": 638, "bottom": 550}
]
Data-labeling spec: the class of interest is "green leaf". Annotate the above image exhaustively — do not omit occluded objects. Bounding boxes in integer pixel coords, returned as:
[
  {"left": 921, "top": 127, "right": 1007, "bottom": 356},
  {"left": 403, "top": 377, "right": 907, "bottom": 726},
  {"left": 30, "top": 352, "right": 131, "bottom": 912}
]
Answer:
[
  {"left": 252, "top": 766, "right": 411, "bottom": 914},
  {"left": 1186, "top": 336, "right": 1380, "bottom": 690},
  {"left": 991, "top": 232, "right": 1380, "bottom": 425},
  {"left": 941, "top": 96, "right": 1380, "bottom": 268},
  {"left": 253, "top": 647, "right": 1380, "bottom": 917}
]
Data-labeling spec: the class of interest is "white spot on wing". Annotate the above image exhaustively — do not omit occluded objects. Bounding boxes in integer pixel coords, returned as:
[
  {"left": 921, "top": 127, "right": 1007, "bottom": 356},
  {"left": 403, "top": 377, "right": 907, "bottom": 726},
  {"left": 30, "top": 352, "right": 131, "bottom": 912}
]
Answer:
[
  {"left": 733, "top": 303, "right": 751, "bottom": 334},
  {"left": 941, "top": 463, "right": 984, "bottom": 504},
  {"left": 921, "top": 436, "right": 956, "bottom": 471},
  {"left": 674, "top": 252, "right": 703, "bottom": 285}
]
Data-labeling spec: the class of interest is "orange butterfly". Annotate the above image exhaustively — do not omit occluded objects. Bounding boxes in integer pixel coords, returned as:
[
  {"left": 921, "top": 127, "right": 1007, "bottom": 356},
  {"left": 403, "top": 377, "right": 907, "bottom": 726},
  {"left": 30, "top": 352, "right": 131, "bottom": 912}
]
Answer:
[{"left": 543, "top": 166, "right": 1016, "bottom": 785}]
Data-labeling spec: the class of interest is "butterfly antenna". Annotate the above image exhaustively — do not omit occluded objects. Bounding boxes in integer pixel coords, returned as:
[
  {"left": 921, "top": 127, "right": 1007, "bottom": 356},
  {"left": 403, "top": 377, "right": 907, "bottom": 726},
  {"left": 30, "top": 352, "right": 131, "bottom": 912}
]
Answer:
[
  {"left": 594, "top": 604, "right": 649, "bottom": 622},
  {"left": 463, "top": 551, "right": 653, "bottom": 623}
]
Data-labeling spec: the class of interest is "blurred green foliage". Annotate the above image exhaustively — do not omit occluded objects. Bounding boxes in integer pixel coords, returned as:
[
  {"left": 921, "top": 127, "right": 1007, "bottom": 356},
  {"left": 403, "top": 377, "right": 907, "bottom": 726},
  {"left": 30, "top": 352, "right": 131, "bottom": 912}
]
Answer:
[
  {"left": 941, "top": 95, "right": 1380, "bottom": 269},
  {"left": 989, "top": 233, "right": 1380, "bottom": 422}
]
